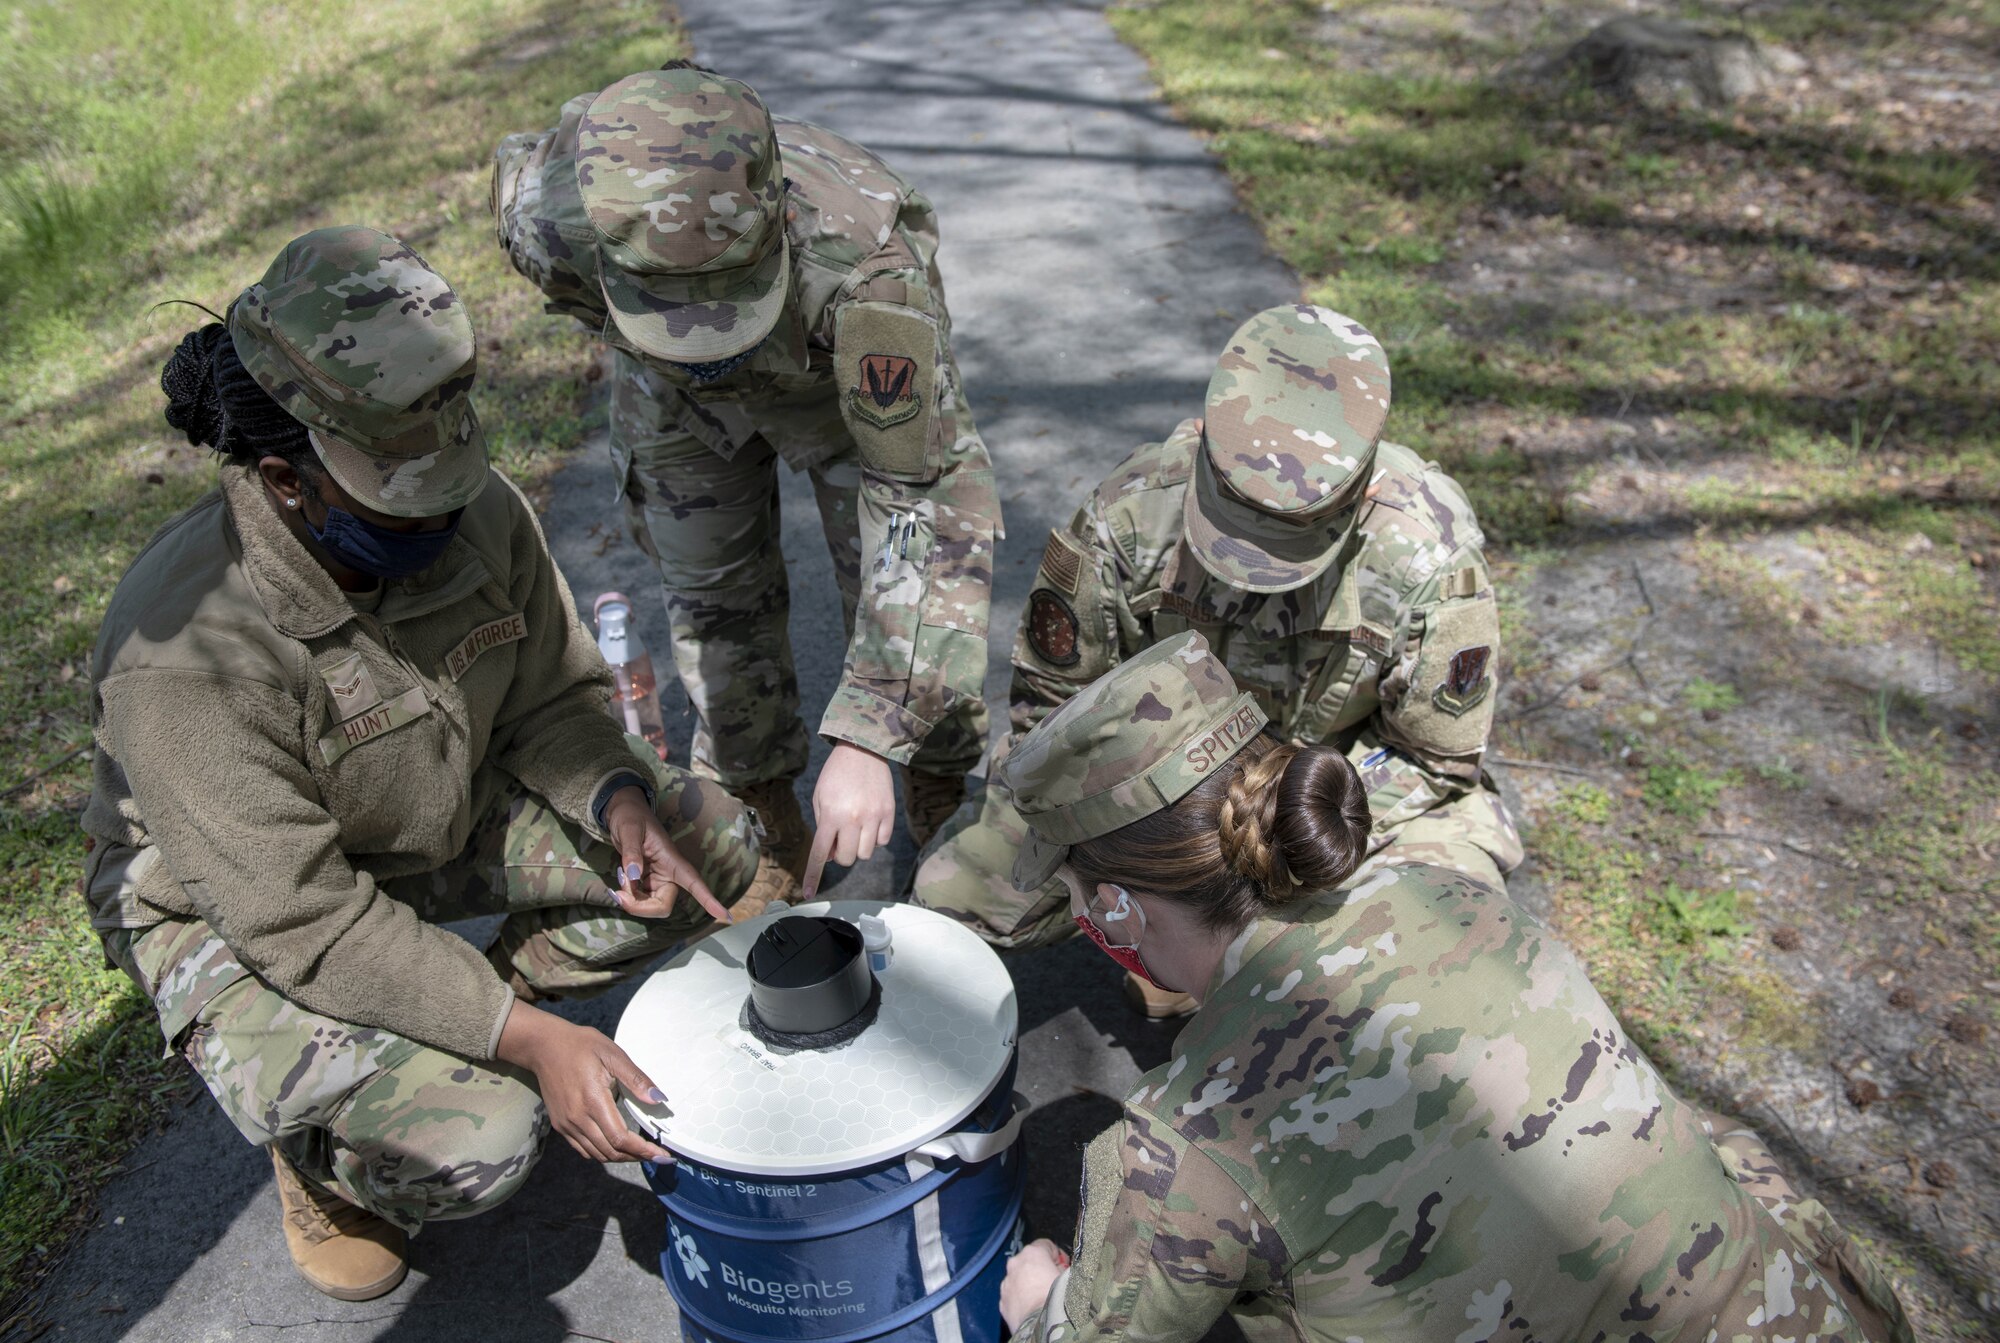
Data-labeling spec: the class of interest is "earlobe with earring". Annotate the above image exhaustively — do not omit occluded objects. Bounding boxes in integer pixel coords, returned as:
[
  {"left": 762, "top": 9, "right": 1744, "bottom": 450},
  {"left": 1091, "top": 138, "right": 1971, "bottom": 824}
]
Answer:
[{"left": 285, "top": 497, "right": 300, "bottom": 509}]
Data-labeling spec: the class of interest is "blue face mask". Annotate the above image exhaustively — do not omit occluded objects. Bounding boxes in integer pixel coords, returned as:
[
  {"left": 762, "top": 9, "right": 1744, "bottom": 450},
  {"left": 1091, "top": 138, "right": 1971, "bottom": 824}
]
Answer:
[
  {"left": 307, "top": 505, "right": 461, "bottom": 581},
  {"left": 665, "top": 337, "right": 766, "bottom": 386}
]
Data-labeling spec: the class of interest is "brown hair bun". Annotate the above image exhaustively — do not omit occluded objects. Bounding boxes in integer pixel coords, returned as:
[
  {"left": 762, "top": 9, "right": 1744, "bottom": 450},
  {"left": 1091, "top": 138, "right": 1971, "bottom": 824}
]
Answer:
[
  {"left": 1067, "top": 732, "right": 1375, "bottom": 934},
  {"left": 1219, "top": 742, "right": 1371, "bottom": 899}
]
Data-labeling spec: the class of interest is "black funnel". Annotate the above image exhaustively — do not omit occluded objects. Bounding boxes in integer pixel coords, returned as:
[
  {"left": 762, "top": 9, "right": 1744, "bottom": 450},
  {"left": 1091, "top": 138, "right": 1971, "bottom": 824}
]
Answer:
[{"left": 746, "top": 916, "right": 876, "bottom": 1038}]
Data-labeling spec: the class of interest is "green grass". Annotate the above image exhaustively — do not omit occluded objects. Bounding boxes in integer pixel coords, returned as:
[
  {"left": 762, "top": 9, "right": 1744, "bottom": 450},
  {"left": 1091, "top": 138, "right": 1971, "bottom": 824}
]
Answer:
[
  {"left": 0, "top": 810, "right": 189, "bottom": 1305},
  {"left": 1850, "top": 147, "right": 1984, "bottom": 206},
  {"left": 1112, "top": 12, "right": 2000, "bottom": 1321},
  {"left": 1643, "top": 752, "right": 1733, "bottom": 819},
  {"left": 1111, "top": 0, "right": 2000, "bottom": 545},
  {"left": 0, "top": 0, "right": 684, "bottom": 1312},
  {"left": 1680, "top": 678, "right": 1742, "bottom": 714},
  {"left": 1649, "top": 883, "right": 1752, "bottom": 953}
]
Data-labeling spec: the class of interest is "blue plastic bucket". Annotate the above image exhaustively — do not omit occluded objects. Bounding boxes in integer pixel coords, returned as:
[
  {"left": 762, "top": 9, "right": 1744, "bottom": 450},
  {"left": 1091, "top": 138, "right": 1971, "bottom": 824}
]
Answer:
[{"left": 645, "top": 1058, "right": 1025, "bottom": 1343}]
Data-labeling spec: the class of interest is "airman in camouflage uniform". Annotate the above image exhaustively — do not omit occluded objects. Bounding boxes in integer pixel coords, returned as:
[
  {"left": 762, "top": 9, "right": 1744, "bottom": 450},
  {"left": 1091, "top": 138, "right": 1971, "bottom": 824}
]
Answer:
[
  {"left": 96, "top": 771, "right": 759, "bottom": 1231},
  {"left": 491, "top": 64, "right": 1001, "bottom": 865},
  {"left": 916, "top": 305, "right": 1518, "bottom": 954},
  {"left": 84, "top": 227, "right": 765, "bottom": 1297},
  {"left": 998, "top": 634, "right": 1911, "bottom": 1343}
]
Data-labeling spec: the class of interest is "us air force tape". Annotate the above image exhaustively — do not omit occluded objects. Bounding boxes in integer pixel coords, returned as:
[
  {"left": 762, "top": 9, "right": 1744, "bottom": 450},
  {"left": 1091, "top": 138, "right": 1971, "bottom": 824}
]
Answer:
[{"left": 836, "top": 301, "right": 937, "bottom": 482}]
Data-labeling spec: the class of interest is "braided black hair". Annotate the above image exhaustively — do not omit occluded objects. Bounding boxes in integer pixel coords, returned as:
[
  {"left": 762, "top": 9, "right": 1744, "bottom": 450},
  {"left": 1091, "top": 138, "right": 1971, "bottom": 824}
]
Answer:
[{"left": 160, "top": 323, "right": 321, "bottom": 489}]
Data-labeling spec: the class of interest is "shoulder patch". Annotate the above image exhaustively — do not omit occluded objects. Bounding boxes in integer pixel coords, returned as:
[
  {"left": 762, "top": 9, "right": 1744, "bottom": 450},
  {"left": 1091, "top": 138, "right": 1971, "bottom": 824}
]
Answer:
[
  {"left": 1433, "top": 645, "right": 1492, "bottom": 716},
  {"left": 852, "top": 354, "right": 921, "bottom": 428},
  {"left": 1027, "top": 588, "right": 1082, "bottom": 667},
  {"left": 835, "top": 301, "right": 938, "bottom": 481},
  {"left": 1038, "top": 531, "right": 1086, "bottom": 595},
  {"left": 1383, "top": 591, "right": 1500, "bottom": 757}
]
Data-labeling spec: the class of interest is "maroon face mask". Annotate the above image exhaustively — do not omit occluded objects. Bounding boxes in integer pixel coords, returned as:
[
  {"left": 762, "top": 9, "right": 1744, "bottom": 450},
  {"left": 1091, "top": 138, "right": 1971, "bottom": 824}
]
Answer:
[{"left": 1073, "top": 887, "right": 1165, "bottom": 988}]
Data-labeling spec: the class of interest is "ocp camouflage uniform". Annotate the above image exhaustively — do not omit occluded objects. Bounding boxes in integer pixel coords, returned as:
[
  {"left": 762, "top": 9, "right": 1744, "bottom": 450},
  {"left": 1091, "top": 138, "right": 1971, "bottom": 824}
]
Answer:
[
  {"left": 1018, "top": 863, "right": 1912, "bottom": 1343},
  {"left": 95, "top": 767, "right": 757, "bottom": 1232},
  {"left": 491, "top": 67, "right": 1000, "bottom": 792},
  {"left": 917, "top": 307, "right": 1518, "bottom": 949},
  {"left": 83, "top": 227, "right": 763, "bottom": 1232},
  {"left": 995, "top": 634, "right": 1911, "bottom": 1343}
]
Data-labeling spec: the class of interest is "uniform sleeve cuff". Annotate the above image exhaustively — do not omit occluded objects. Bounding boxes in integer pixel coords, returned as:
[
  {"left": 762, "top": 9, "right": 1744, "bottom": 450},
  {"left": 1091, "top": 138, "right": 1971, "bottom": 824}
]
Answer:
[
  {"left": 818, "top": 684, "right": 927, "bottom": 766},
  {"left": 485, "top": 989, "right": 518, "bottom": 1061},
  {"left": 578, "top": 763, "right": 648, "bottom": 842},
  {"left": 591, "top": 770, "right": 655, "bottom": 833}
]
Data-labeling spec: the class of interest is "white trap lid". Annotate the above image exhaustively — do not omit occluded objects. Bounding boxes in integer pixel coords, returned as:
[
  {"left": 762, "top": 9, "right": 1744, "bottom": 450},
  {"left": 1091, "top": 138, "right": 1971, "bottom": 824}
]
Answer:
[{"left": 615, "top": 900, "right": 1018, "bottom": 1176}]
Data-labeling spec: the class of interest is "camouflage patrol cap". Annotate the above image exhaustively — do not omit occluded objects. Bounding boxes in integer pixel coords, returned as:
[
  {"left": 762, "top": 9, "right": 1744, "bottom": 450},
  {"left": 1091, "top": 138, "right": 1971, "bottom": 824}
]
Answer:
[
  {"left": 578, "top": 67, "right": 791, "bottom": 362},
  {"left": 999, "top": 632, "right": 1270, "bottom": 891},
  {"left": 1185, "top": 306, "right": 1391, "bottom": 593},
  {"left": 227, "top": 225, "right": 487, "bottom": 519}
]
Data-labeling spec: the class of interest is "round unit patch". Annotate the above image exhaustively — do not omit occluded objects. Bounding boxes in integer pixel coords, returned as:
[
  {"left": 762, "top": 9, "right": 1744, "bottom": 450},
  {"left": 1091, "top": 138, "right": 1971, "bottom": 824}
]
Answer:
[
  {"left": 1026, "top": 588, "right": 1081, "bottom": 667},
  {"left": 615, "top": 900, "right": 1018, "bottom": 1176}
]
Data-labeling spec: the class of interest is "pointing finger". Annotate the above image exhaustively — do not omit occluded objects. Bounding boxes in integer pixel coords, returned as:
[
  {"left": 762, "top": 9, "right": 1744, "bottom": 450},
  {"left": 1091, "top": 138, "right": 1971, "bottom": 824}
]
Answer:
[
  {"left": 653, "top": 834, "right": 730, "bottom": 923},
  {"left": 800, "top": 824, "right": 836, "bottom": 902}
]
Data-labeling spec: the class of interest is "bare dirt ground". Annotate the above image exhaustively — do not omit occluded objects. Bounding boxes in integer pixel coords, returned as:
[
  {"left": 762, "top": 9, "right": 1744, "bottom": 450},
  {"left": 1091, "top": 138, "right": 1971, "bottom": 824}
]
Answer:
[
  {"left": 1113, "top": 0, "right": 2000, "bottom": 1333},
  {"left": 1499, "top": 541, "right": 1998, "bottom": 1334},
  {"left": 1329, "top": 1, "right": 2000, "bottom": 1332}
]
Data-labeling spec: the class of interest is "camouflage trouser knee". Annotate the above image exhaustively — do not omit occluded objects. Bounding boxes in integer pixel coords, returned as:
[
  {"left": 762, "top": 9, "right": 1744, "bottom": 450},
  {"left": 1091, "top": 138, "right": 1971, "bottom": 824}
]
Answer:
[
  {"left": 101, "top": 761, "right": 760, "bottom": 1230},
  {"left": 912, "top": 777, "right": 1074, "bottom": 952},
  {"left": 185, "top": 978, "right": 545, "bottom": 1234},
  {"left": 1705, "top": 1113, "right": 1915, "bottom": 1343},
  {"left": 390, "top": 762, "right": 762, "bottom": 997},
  {"left": 611, "top": 354, "right": 986, "bottom": 790}
]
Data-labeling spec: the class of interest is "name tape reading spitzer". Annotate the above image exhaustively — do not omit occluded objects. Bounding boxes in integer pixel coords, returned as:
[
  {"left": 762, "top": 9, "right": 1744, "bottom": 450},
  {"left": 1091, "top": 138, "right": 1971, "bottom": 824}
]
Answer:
[{"left": 1185, "top": 702, "right": 1263, "bottom": 774}]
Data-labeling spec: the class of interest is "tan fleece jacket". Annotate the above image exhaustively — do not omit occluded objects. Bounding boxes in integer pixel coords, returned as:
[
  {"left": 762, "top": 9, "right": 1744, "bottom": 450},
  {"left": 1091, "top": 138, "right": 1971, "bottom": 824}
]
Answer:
[{"left": 83, "top": 465, "right": 640, "bottom": 1059}]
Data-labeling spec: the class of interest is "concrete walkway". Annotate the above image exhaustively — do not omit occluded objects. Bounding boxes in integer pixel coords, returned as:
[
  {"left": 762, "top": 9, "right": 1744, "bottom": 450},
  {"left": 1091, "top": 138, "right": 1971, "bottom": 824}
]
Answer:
[{"left": 29, "top": 3, "right": 1295, "bottom": 1338}]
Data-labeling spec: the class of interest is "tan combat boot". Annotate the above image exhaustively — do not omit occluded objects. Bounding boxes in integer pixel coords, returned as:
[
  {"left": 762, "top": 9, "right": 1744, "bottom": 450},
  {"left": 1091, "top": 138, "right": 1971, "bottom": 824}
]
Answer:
[
  {"left": 730, "top": 851, "right": 800, "bottom": 921},
  {"left": 731, "top": 775, "right": 808, "bottom": 919},
  {"left": 269, "top": 1146, "right": 408, "bottom": 1301},
  {"left": 739, "top": 776, "right": 809, "bottom": 879},
  {"left": 902, "top": 769, "right": 969, "bottom": 852},
  {"left": 1123, "top": 971, "right": 1199, "bottom": 1020}
]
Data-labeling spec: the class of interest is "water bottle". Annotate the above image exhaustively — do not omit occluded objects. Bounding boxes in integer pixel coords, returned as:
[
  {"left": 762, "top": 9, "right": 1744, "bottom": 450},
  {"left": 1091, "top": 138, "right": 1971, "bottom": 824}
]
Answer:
[{"left": 593, "top": 592, "right": 669, "bottom": 762}]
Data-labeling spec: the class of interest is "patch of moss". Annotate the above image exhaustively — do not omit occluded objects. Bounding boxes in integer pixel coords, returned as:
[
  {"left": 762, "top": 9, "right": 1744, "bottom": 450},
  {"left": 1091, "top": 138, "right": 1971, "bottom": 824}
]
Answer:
[
  {"left": 1550, "top": 781, "right": 1614, "bottom": 826},
  {"left": 1723, "top": 966, "right": 1823, "bottom": 1055},
  {"left": 1681, "top": 679, "right": 1743, "bottom": 714},
  {"left": 1643, "top": 753, "right": 1732, "bottom": 820},
  {"left": 1650, "top": 883, "right": 1753, "bottom": 954}
]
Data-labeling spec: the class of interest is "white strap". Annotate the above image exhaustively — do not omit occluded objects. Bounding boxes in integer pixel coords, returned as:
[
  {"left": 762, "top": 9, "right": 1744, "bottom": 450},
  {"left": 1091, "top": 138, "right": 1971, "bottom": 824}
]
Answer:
[
  {"left": 911, "top": 1091, "right": 1029, "bottom": 1162},
  {"left": 905, "top": 1152, "right": 966, "bottom": 1343}
]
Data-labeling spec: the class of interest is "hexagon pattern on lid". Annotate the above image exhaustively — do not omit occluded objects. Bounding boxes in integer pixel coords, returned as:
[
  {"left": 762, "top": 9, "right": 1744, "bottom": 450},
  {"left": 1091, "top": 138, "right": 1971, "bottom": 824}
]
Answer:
[{"left": 616, "top": 901, "right": 1018, "bottom": 1176}]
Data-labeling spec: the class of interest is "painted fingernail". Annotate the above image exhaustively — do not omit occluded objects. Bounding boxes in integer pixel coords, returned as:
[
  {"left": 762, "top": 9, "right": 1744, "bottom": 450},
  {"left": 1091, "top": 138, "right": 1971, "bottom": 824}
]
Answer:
[
  {"left": 648, "top": 1087, "right": 666, "bottom": 1104},
  {"left": 625, "top": 862, "right": 643, "bottom": 883}
]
